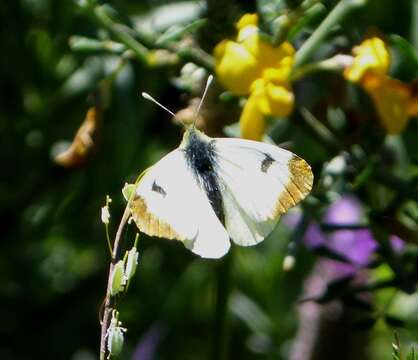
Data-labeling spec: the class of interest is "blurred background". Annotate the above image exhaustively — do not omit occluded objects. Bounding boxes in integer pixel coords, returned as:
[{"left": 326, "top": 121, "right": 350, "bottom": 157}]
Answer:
[{"left": 1, "top": 0, "right": 417, "bottom": 359}]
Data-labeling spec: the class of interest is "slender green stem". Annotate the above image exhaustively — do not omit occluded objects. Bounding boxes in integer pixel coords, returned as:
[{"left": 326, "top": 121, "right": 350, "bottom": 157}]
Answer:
[
  {"left": 69, "top": 36, "right": 127, "bottom": 54},
  {"left": 92, "top": 5, "right": 150, "bottom": 64},
  {"left": 77, "top": 2, "right": 214, "bottom": 71},
  {"left": 290, "top": 54, "right": 352, "bottom": 81},
  {"left": 212, "top": 251, "right": 233, "bottom": 360},
  {"left": 132, "top": 24, "right": 215, "bottom": 70},
  {"left": 99, "top": 173, "right": 146, "bottom": 359},
  {"left": 100, "top": 206, "right": 131, "bottom": 360},
  {"left": 105, "top": 224, "right": 112, "bottom": 255},
  {"left": 295, "top": 0, "right": 367, "bottom": 67},
  {"left": 298, "top": 107, "right": 343, "bottom": 152},
  {"left": 272, "top": 0, "right": 321, "bottom": 45}
]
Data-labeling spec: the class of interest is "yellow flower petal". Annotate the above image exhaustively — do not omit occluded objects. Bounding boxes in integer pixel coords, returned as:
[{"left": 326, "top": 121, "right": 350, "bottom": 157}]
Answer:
[
  {"left": 236, "top": 13, "right": 258, "bottom": 30},
  {"left": 214, "top": 40, "right": 261, "bottom": 95},
  {"left": 344, "top": 37, "right": 390, "bottom": 83},
  {"left": 239, "top": 91, "right": 266, "bottom": 140},
  {"left": 263, "top": 67, "right": 292, "bottom": 84},
  {"left": 264, "top": 83, "right": 294, "bottom": 117},
  {"left": 250, "top": 78, "right": 294, "bottom": 117},
  {"left": 362, "top": 74, "right": 411, "bottom": 134},
  {"left": 236, "top": 24, "right": 259, "bottom": 43},
  {"left": 241, "top": 33, "right": 295, "bottom": 70}
]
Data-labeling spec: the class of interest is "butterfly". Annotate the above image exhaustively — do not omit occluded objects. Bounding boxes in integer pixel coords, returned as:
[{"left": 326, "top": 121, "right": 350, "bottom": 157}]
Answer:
[{"left": 128, "top": 77, "right": 313, "bottom": 259}]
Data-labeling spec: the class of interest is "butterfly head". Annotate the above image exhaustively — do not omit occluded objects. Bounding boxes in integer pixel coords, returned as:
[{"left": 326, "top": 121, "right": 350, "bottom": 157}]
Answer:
[{"left": 180, "top": 126, "right": 211, "bottom": 150}]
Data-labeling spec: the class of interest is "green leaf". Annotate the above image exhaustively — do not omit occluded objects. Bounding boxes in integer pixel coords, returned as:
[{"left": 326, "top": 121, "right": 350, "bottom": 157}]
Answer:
[
  {"left": 390, "top": 35, "right": 418, "bottom": 68},
  {"left": 406, "top": 347, "right": 417, "bottom": 360},
  {"left": 392, "top": 332, "right": 402, "bottom": 360},
  {"left": 156, "top": 19, "right": 207, "bottom": 46}
]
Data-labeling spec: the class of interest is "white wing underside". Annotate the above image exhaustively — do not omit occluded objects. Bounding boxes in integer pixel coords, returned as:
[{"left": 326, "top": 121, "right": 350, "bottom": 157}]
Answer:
[
  {"left": 214, "top": 138, "right": 311, "bottom": 247},
  {"left": 132, "top": 149, "right": 230, "bottom": 259}
]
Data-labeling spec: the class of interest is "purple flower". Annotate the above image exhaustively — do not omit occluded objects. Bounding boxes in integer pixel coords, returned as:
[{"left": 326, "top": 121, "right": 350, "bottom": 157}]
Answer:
[
  {"left": 133, "top": 323, "right": 165, "bottom": 360},
  {"left": 285, "top": 194, "right": 404, "bottom": 277}
]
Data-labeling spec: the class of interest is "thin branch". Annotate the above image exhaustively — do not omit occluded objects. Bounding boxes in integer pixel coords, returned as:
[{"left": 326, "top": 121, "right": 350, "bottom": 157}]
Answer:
[
  {"left": 349, "top": 278, "right": 399, "bottom": 294},
  {"left": 99, "top": 205, "right": 131, "bottom": 360},
  {"left": 272, "top": 0, "right": 321, "bottom": 46},
  {"left": 294, "top": 0, "right": 367, "bottom": 68},
  {"left": 77, "top": 2, "right": 214, "bottom": 71},
  {"left": 298, "top": 107, "right": 344, "bottom": 152},
  {"left": 92, "top": 5, "right": 150, "bottom": 64},
  {"left": 320, "top": 222, "right": 369, "bottom": 231}
]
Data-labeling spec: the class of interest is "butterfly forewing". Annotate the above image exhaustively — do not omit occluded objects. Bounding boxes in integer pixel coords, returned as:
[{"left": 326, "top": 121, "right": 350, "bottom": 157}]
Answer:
[
  {"left": 130, "top": 149, "right": 230, "bottom": 258},
  {"left": 213, "top": 138, "right": 313, "bottom": 246}
]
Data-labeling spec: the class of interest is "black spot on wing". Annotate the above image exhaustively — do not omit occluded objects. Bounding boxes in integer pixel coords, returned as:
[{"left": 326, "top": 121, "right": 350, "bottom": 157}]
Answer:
[
  {"left": 183, "top": 130, "right": 225, "bottom": 224},
  {"left": 261, "top": 153, "right": 274, "bottom": 173},
  {"left": 152, "top": 180, "right": 167, "bottom": 197}
]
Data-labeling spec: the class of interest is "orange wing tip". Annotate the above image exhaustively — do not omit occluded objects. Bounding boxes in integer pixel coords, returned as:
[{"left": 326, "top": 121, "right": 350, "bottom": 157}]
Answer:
[
  {"left": 288, "top": 155, "right": 314, "bottom": 195},
  {"left": 273, "top": 155, "right": 313, "bottom": 218}
]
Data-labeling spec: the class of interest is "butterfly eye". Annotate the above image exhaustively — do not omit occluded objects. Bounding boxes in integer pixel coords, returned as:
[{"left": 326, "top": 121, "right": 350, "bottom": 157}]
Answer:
[{"left": 152, "top": 181, "right": 167, "bottom": 197}]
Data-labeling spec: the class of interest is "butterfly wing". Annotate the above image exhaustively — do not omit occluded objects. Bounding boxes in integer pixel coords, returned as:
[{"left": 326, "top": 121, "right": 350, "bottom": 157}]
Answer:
[
  {"left": 129, "top": 148, "right": 230, "bottom": 258},
  {"left": 213, "top": 138, "right": 313, "bottom": 246}
]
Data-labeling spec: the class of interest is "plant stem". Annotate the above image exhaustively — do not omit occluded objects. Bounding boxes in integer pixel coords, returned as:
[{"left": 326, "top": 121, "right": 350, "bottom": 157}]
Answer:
[
  {"left": 79, "top": 2, "right": 214, "bottom": 71},
  {"left": 99, "top": 205, "right": 131, "bottom": 360},
  {"left": 92, "top": 5, "right": 150, "bottom": 64},
  {"left": 320, "top": 222, "right": 368, "bottom": 231},
  {"left": 105, "top": 224, "right": 112, "bottom": 255},
  {"left": 272, "top": 0, "right": 321, "bottom": 46},
  {"left": 349, "top": 278, "right": 399, "bottom": 294},
  {"left": 298, "top": 107, "right": 343, "bottom": 152},
  {"left": 294, "top": 0, "right": 367, "bottom": 68},
  {"left": 212, "top": 251, "right": 233, "bottom": 360}
]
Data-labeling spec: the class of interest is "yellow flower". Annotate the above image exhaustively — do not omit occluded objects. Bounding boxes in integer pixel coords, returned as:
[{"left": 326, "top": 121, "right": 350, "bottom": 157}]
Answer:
[
  {"left": 362, "top": 74, "right": 411, "bottom": 134},
  {"left": 214, "top": 13, "right": 295, "bottom": 140},
  {"left": 344, "top": 37, "right": 390, "bottom": 83},
  {"left": 344, "top": 37, "right": 417, "bottom": 134},
  {"left": 240, "top": 76, "right": 294, "bottom": 140}
]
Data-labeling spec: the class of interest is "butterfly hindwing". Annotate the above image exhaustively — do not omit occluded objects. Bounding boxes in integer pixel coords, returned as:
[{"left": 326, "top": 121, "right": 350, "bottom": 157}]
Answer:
[
  {"left": 130, "top": 149, "right": 230, "bottom": 258},
  {"left": 213, "top": 138, "right": 313, "bottom": 246}
]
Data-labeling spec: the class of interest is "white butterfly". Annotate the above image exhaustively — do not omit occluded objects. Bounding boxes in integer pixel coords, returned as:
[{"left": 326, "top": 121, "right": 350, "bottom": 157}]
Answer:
[{"left": 128, "top": 77, "right": 313, "bottom": 259}]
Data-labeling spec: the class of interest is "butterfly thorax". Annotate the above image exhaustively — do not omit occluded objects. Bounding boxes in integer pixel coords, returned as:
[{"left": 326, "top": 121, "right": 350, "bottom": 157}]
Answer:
[{"left": 181, "top": 128, "right": 225, "bottom": 225}]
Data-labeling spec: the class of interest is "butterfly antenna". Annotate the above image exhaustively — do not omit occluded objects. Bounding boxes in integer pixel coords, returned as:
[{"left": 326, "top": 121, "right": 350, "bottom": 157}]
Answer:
[
  {"left": 141, "top": 92, "right": 176, "bottom": 118},
  {"left": 192, "top": 74, "right": 213, "bottom": 128}
]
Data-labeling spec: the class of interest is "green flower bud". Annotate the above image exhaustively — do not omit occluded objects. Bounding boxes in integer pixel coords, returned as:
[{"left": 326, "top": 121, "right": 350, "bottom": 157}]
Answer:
[
  {"left": 110, "top": 261, "right": 127, "bottom": 296},
  {"left": 101, "top": 205, "right": 111, "bottom": 224},
  {"left": 282, "top": 255, "right": 295, "bottom": 272},
  {"left": 106, "top": 311, "right": 127, "bottom": 356},
  {"left": 124, "top": 247, "right": 139, "bottom": 281}
]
